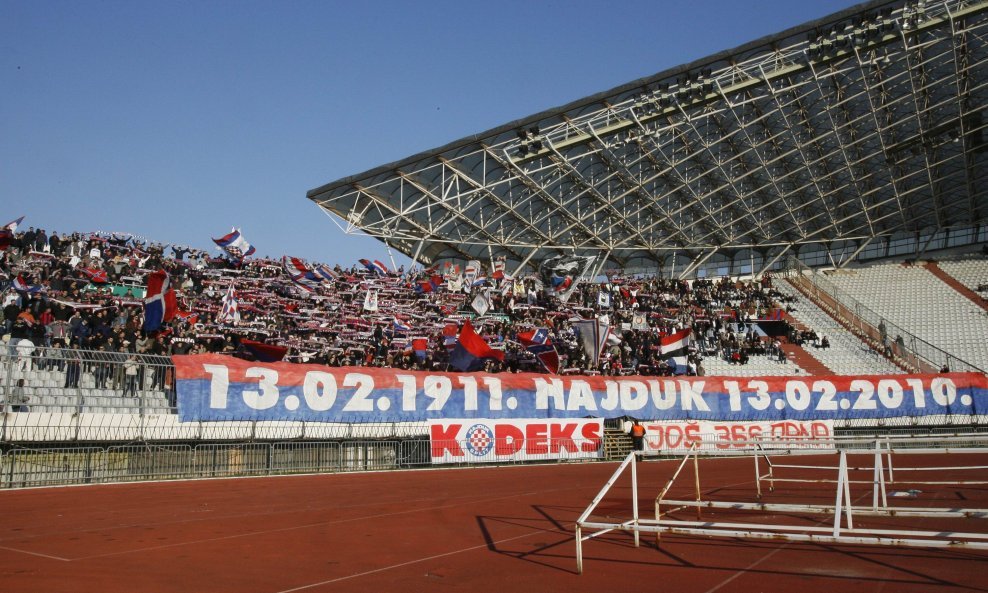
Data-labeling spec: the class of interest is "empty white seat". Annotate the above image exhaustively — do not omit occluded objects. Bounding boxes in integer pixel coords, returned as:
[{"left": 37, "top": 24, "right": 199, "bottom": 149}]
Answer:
[
  {"left": 776, "top": 282, "right": 903, "bottom": 375},
  {"left": 825, "top": 262, "right": 988, "bottom": 370}
]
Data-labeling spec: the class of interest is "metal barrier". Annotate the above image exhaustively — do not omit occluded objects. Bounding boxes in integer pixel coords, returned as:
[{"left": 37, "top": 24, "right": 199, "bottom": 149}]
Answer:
[
  {"left": 108, "top": 443, "right": 196, "bottom": 481},
  {"left": 0, "top": 435, "right": 606, "bottom": 489},
  {"left": 0, "top": 349, "right": 434, "bottom": 442},
  {"left": 0, "top": 345, "right": 175, "bottom": 416},
  {"left": 1, "top": 430, "right": 985, "bottom": 489},
  {"left": 270, "top": 441, "right": 344, "bottom": 474},
  {"left": 1, "top": 446, "right": 107, "bottom": 488}
]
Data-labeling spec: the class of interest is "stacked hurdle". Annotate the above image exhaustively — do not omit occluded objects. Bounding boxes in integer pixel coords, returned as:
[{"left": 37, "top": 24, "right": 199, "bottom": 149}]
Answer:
[{"left": 575, "top": 433, "right": 988, "bottom": 574}]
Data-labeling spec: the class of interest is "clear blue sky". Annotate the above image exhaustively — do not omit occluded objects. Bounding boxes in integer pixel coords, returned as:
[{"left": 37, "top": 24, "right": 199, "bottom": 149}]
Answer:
[{"left": 1, "top": 0, "right": 857, "bottom": 267}]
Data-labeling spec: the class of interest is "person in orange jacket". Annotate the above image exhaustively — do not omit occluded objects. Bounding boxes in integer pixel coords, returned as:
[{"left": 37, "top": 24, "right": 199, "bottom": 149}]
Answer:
[{"left": 629, "top": 420, "right": 646, "bottom": 458}]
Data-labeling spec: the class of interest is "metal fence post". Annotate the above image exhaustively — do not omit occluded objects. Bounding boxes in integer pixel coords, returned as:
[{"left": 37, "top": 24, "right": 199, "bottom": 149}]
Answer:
[{"left": 1, "top": 352, "right": 15, "bottom": 442}]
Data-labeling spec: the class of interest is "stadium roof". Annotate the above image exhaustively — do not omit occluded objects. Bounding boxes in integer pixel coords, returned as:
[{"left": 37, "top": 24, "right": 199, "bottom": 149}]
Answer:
[{"left": 308, "top": 0, "right": 988, "bottom": 276}]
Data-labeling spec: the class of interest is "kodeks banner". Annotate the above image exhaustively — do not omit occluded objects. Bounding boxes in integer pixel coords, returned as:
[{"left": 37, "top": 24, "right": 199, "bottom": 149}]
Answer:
[
  {"left": 429, "top": 419, "right": 604, "bottom": 464},
  {"left": 173, "top": 354, "right": 988, "bottom": 423},
  {"left": 638, "top": 420, "right": 834, "bottom": 455}
]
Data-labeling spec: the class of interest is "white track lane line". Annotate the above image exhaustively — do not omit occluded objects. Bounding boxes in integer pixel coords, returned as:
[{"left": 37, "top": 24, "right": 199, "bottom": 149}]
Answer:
[
  {"left": 0, "top": 490, "right": 528, "bottom": 545},
  {"left": 273, "top": 528, "right": 560, "bottom": 593},
  {"left": 68, "top": 488, "right": 547, "bottom": 561},
  {"left": 274, "top": 473, "right": 760, "bottom": 592},
  {"left": 0, "top": 545, "right": 71, "bottom": 561},
  {"left": 701, "top": 491, "right": 873, "bottom": 593}
]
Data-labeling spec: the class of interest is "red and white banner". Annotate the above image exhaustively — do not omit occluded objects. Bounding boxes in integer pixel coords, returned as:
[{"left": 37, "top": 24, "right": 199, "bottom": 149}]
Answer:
[
  {"left": 639, "top": 419, "right": 835, "bottom": 454},
  {"left": 429, "top": 418, "right": 604, "bottom": 464}
]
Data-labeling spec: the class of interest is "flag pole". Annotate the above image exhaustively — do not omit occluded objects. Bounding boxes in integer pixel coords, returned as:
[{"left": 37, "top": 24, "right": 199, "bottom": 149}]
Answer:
[{"left": 384, "top": 239, "right": 398, "bottom": 274}]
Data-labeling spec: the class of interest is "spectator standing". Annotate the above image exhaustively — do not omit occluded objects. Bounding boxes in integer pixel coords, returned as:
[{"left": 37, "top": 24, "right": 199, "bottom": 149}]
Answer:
[
  {"left": 629, "top": 420, "right": 646, "bottom": 459},
  {"left": 64, "top": 350, "right": 81, "bottom": 388},
  {"left": 111, "top": 341, "right": 128, "bottom": 390},
  {"left": 94, "top": 345, "right": 111, "bottom": 388},
  {"left": 34, "top": 229, "right": 48, "bottom": 252},
  {"left": 10, "top": 379, "right": 30, "bottom": 412},
  {"left": 123, "top": 355, "right": 139, "bottom": 397},
  {"left": 2, "top": 300, "right": 19, "bottom": 333}
]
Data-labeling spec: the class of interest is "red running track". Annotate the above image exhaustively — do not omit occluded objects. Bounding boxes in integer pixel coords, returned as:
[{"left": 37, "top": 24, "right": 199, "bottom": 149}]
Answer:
[{"left": 0, "top": 457, "right": 986, "bottom": 593}]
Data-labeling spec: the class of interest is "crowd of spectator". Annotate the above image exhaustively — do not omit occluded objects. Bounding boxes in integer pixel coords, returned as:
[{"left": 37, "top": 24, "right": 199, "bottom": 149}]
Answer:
[{"left": 1, "top": 225, "right": 798, "bottom": 380}]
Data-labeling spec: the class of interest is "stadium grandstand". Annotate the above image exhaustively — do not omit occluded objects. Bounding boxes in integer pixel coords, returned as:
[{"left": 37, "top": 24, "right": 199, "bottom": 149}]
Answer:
[{"left": 0, "top": 0, "right": 986, "bottom": 495}]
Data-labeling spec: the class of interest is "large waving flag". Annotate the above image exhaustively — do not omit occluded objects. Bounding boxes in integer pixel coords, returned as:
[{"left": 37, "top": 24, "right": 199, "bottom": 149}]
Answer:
[
  {"left": 411, "top": 337, "right": 430, "bottom": 361},
  {"left": 143, "top": 270, "right": 177, "bottom": 332},
  {"left": 12, "top": 275, "right": 44, "bottom": 294},
  {"left": 359, "top": 258, "right": 389, "bottom": 276},
  {"left": 464, "top": 260, "right": 481, "bottom": 286},
  {"left": 442, "top": 323, "right": 459, "bottom": 349},
  {"left": 240, "top": 339, "right": 287, "bottom": 362},
  {"left": 572, "top": 318, "right": 609, "bottom": 365},
  {"left": 0, "top": 216, "right": 24, "bottom": 251},
  {"left": 3, "top": 216, "right": 23, "bottom": 232},
  {"left": 282, "top": 256, "right": 321, "bottom": 292},
  {"left": 448, "top": 274, "right": 463, "bottom": 292},
  {"left": 212, "top": 228, "right": 256, "bottom": 260},
  {"left": 217, "top": 284, "right": 240, "bottom": 325},
  {"left": 312, "top": 264, "right": 338, "bottom": 282},
  {"left": 660, "top": 328, "right": 692, "bottom": 375},
  {"left": 517, "top": 328, "right": 560, "bottom": 374},
  {"left": 363, "top": 289, "right": 379, "bottom": 312},
  {"left": 471, "top": 290, "right": 491, "bottom": 316},
  {"left": 540, "top": 254, "right": 596, "bottom": 303},
  {"left": 80, "top": 267, "right": 109, "bottom": 284},
  {"left": 492, "top": 257, "right": 506, "bottom": 280},
  {"left": 449, "top": 320, "right": 504, "bottom": 372},
  {"left": 415, "top": 277, "right": 441, "bottom": 294},
  {"left": 282, "top": 255, "right": 310, "bottom": 277},
  {"left": 392, "top": 317, "right": 412, "bottom": 333}
]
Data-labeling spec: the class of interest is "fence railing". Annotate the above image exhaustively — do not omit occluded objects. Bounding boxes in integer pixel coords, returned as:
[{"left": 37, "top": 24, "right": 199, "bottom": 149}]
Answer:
[
  {"left": 4, "top": 429, "right": 987, "bottom": 489},
  {"left": 0, "top": 348, "right": 438, "bottom": 441},
  {"left": 0, "top": 437, "right": 605, "bottom": 488},
  {"left": 0, "top": 344, "right": 175, "bottom": 413}
]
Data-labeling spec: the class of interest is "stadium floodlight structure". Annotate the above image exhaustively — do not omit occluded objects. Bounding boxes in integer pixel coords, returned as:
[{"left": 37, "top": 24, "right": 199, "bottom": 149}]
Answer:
[{"left": 308, "top": 0, "right": 988, "bottom": 278}]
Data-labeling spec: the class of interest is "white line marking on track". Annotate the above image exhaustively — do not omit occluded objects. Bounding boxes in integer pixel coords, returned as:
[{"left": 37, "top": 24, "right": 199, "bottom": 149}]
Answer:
[
  {"left": 701, "top": 544, "right": 788, "bottom": 593},
  {"left": 68, "top": 489, "right": 545, "bottom": 561},
  {"left": 0, "top": 545, "right": 71, "bottom": 562},
  {"left": 0, "top": 491, "right": 513, "bottom": 545},
  {"left": 700, "top": 491, "right": 873, "bottom": 593},
  {"left": 271, "top": 467, "right": 755, "bottom": 592},
  {"left": 272, "top": 528, "right": 558, "bottom": 593}
]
